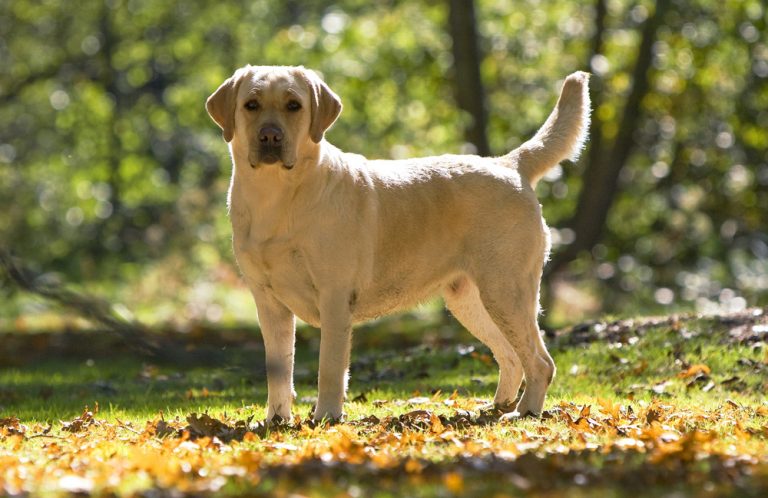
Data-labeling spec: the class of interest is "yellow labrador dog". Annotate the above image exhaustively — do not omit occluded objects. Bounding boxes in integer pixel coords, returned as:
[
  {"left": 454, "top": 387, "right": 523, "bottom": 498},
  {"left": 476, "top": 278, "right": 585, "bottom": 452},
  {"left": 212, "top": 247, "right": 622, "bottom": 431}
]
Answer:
[{"left": 206, "top": 65, "right": 590, "bottom": 422}]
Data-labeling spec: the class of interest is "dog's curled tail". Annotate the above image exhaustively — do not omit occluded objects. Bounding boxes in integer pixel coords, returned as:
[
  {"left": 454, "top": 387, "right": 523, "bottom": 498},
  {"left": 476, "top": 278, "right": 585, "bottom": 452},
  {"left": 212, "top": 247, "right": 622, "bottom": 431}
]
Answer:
[{"left": 510, "top": 72, "right": 591, "bottom": 188}]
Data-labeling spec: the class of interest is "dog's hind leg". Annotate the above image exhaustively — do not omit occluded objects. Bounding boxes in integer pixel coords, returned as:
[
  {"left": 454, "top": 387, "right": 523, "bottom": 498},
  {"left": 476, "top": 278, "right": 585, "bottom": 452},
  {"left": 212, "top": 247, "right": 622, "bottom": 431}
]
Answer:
[
  {"left": 475, "top": 275, "right": 555, "bottom": 417},
  {"left": 443, "top": 276, "right": 524, "bottom": 410}
]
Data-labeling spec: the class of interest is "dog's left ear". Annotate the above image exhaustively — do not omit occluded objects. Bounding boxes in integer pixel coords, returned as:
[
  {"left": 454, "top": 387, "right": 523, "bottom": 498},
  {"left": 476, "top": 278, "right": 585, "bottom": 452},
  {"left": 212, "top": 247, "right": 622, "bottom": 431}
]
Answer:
[
  {"left": 206, "top": 67, "right": 249, "bottom": 142},
  {"left": 299, "top": 68, "right": 342, "bottom": 143}
]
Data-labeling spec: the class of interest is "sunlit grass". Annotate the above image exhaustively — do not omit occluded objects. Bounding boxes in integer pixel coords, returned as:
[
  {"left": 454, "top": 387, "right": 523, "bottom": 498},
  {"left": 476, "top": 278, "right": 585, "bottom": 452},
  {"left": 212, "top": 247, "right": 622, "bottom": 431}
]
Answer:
[
  {"left": 3, "top": 314, "right": 766, "bottom": 421},
  {"left": 1, "top": 311, "right": 767, "bottom": 496}
]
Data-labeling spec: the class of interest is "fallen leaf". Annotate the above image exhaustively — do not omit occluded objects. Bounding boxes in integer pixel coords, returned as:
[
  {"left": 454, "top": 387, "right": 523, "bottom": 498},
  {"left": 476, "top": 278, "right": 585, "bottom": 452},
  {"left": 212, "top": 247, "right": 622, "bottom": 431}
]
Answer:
[
  {"left": 443, "top": 471, "right": 464, "bottom": 493},
  {"left": 407, "top": 396, "right": 431, "bottom": 405},
  {"left": 633, "top": 360, "right": 649, "bottom": 375},
  {"left": 0, "top": 417, "right": 27, "bottom": 437},
  {"left": 146, "top": 418, "right": 177, "bottom": 438},
  {"left": 404, "top": 458, "right": 424, "bottom": 474},
  {"left": 61, "top": 408, "right": 99, "bottom": 433},
  {"left": 429, "top": 412, "right": 445, "bottom": 435},
  {"left": 720, "top": 376, "right": 746, "bottom": 391},
  {"left": 678, "top": 364, "right": 711, "bottom": 378},
  {"left": 579, "top": 405, "right": 592, "bottom": 419},
  {"left": 351, "top": 392, "right": 368, "bottom": 403},
  {"left": 470, "top": 351, "right": 494, "bottom": 365},
  {"left": 182, "top": 413, "right": 257, "bottom": 442},
  {"left": 597, "top": 398, "right": 621, "bottom": 420}
]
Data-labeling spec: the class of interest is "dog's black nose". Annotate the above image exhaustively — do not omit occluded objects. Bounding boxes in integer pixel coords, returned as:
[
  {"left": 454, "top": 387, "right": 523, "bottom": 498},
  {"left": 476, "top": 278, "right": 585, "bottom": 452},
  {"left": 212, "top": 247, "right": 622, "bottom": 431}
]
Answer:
[{"left": 259, "top": 125, "right": 284, "bottom": 146}]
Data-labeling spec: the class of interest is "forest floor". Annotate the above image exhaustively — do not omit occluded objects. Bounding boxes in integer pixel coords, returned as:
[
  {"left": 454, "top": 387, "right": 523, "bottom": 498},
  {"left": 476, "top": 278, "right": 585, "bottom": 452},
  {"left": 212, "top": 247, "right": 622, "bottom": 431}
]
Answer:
[{"left": 1, "top": 308, "right": 767, "bottom": 497}]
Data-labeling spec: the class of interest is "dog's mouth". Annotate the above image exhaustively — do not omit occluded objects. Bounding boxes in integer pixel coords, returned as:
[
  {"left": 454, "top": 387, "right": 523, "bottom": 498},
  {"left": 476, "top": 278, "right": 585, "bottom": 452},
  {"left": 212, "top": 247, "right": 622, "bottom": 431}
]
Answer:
[
  {"left": 260, "top": 148, "right": 281, "bottom": 165},
  {"left": 250, "top": 146, "right": 294, "bottom": 170}
]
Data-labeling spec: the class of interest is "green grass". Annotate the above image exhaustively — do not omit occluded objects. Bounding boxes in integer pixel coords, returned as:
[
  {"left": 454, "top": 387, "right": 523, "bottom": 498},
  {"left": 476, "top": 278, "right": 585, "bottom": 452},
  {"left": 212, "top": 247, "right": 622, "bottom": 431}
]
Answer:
[{"left": 1, "top": 311, "right": 767, "bottom": 496}]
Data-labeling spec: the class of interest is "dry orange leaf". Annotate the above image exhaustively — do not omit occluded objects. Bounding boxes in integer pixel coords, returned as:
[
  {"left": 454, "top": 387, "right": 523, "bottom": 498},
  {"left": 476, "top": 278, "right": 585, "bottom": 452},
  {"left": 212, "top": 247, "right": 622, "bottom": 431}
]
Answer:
[
  {"left": 443, "top": 471, "right": 464, "bottom": 493},
  {"left": 404, "top": 458, "right": 424, "bottom": 474},
  {"left": 597, "top": 398, "right": 622, "bottom": 420},
  {"left": 677, "top": 364, "right": 711, "bottom": 378}
]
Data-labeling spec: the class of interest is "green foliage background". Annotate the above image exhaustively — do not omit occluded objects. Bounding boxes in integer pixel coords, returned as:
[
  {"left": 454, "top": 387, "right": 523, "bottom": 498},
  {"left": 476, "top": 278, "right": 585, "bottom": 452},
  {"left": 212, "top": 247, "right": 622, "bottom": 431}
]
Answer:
[{"left": 0, "top": 0, "right": 766, "bottom": 328}]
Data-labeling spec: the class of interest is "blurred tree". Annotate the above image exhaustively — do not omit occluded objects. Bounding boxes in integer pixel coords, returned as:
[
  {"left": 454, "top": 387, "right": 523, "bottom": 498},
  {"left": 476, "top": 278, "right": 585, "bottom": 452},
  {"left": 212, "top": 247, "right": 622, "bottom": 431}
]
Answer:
[
  {"left": 546, "top": 0, "right": 670, "bottom": 279},
  {"left": 448, "top": 0, "right": 490, "bottom": 155},
  {"left": 0, "top": 0, "right": 765, "bottom": 328}
]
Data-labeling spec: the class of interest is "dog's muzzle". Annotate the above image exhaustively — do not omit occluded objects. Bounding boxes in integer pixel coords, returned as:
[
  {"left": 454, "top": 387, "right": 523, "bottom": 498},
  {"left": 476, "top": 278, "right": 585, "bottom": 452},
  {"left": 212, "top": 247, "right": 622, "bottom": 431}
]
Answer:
[{"left": 251, "top": 124, "right": 293, "bottom": 169}]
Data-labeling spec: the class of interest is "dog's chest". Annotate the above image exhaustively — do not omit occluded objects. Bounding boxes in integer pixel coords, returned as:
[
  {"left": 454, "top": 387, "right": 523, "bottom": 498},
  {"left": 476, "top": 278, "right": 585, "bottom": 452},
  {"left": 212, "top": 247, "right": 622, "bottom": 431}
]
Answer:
[{"left": 233, "top": 224, "right": 321, "bottom": 324}]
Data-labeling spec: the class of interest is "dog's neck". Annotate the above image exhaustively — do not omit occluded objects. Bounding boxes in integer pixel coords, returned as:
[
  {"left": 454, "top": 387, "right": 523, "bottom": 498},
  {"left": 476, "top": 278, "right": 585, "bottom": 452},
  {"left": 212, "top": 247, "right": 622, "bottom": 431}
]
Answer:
[{"left": 227, "top": 139, "right": 348, "bottom": 215}]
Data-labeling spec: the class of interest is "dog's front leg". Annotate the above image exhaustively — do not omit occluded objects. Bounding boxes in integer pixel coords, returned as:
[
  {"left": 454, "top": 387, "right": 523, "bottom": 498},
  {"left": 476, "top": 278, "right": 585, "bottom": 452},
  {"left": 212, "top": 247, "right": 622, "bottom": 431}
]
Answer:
[
  {"left": 314, "top": 290, "right": 353, "bottom": 421},
  {"left": 252, "top": 288, "right": 296, "bottom": 423}
]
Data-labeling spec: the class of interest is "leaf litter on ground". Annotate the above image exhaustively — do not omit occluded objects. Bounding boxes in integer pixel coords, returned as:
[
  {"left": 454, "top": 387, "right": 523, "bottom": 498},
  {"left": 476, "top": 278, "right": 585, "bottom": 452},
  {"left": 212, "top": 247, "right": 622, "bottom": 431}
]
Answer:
[{"left": 1, "top": 308, "right": 768, "bottom": 496}]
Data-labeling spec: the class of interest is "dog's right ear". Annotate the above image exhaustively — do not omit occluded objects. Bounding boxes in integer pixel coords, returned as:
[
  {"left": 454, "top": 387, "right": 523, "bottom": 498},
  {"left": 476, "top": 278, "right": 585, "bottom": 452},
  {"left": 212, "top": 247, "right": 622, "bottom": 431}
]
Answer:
[{"left": 206, "top": 67, "right": 249, "bottom": 142}]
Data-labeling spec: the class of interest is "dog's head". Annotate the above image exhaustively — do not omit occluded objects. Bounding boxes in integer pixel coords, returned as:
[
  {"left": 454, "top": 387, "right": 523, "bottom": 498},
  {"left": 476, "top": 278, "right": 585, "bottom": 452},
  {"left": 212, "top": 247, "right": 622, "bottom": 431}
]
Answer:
[{"left": 206, "top": 65, "right": 342, "bottom": 170}]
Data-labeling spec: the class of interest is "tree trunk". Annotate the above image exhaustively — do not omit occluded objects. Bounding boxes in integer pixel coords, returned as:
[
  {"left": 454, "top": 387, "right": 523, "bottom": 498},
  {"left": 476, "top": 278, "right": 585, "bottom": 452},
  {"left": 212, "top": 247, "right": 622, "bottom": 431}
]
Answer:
[
  {"left": 546, "top": 0, "right": 670, "bottom": 279},
  {"left": 448, "top": 0, "right": 490, "bottom": 156},
  {"left": 100, "top": 4, "right": 122, "bottom": 218}
]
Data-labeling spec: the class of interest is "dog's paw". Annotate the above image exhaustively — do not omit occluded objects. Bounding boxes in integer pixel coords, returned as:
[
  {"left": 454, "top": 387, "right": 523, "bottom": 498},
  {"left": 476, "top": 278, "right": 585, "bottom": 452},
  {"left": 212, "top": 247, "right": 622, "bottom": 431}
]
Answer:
[
  {"left": 499, "top": 409, "right": 541, "bottom": 422},
  {"left": 499, "top": 410, "right": 523, "bottom": 422},
  {"left": 306, "top": 415, "right": 345, "bottom": 429},
  {"left": 514, "top": 399, "right": 545, "bottom": 418},
  {"left": 478, "top": 400, "right": 518, "bottom": 416},
  {"left": 265, "top": 414, "right": 292, "bottom": 427},
  {"left": 312, "top": 410, "right": 346, "bottom": 424},
  {"left": 266, "top": 399, "right": 293, "bottom": 422},
  {"left": 493, "top": 400, "right": 519, "bottom": 413}
]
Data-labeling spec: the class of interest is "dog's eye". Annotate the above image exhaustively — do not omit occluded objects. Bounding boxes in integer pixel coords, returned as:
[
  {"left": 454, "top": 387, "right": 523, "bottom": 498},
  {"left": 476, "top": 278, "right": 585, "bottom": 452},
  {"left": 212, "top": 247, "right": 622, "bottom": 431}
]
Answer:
[
  {"left": 286, "top": 100, "right": 302, "bottom": 112},
  {"left": 244, "top": 100, "right": 259, "bottom": 111}
]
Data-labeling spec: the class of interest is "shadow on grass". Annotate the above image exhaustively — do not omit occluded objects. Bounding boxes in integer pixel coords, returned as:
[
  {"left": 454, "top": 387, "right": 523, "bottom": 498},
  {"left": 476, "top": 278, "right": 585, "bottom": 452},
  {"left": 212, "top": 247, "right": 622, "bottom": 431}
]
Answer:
[
  {"left": 0, "top": 319, "right": 501, "bottom": 421},
  {"left": 4, "top": 308, "right": 766, "bottom": 421}
]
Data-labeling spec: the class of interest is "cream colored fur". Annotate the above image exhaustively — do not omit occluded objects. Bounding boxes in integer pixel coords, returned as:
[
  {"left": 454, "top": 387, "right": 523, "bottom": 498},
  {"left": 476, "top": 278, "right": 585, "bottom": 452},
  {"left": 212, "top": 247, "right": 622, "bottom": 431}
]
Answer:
[{"left": 206, "top": 66, "right": 590, "bottom": 422}]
